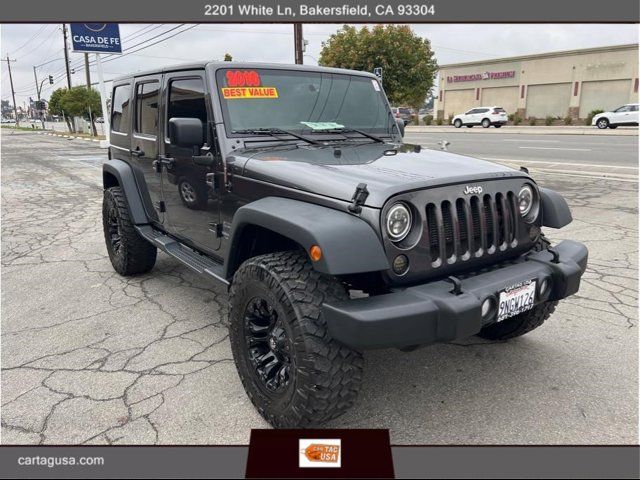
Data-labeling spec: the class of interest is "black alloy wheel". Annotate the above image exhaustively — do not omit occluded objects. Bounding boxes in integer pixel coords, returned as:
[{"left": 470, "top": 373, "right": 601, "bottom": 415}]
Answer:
[{"left": 244, "top": 296, "right": 293, "bottom": 393}]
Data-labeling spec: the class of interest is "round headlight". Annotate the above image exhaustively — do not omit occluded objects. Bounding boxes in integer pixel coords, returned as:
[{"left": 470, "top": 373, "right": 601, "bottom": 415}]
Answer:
[
  {"left": 518, "top": 184, "right": 535, "bottom": 217},
  {"left": 386, "top": 203, "right": 412, "bottom": 241}
]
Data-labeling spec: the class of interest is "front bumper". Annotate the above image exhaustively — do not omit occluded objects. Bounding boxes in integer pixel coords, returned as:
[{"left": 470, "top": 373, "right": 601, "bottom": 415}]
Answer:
[{"left": 323, "top": 240, "right": 588, "bottom": 350}]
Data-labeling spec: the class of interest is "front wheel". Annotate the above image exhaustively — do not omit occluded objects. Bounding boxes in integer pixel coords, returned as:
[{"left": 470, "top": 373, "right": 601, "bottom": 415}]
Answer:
[
  {"left": 477, "top": 301, "right": 558, "bottom": 340},
  {"left": 454, "top": 119, "right": 462, "bottom": 128},
  {"left": 596, "top": 118, "right": 609, "bottom": 129},
  {"left": 229, "top": 251, "right": 363, "bottom": 427}
]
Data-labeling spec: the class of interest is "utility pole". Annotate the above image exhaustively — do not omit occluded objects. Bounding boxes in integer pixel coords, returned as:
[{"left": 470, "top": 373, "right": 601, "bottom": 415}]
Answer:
[
  {"left": 62, "top": 23, "right": 72, "bottom": 89},
  {"left": 33, "top": 66, "right": 46, "bottom": 128},
  {"left": 84, "top": 53, "right": 91, "bottom": 88},
  {"left": 293, "top": 23, "right": 303, "bottom": 65},
  {"left": 4, "top": 55, "right": 19, "bottom": 126}
]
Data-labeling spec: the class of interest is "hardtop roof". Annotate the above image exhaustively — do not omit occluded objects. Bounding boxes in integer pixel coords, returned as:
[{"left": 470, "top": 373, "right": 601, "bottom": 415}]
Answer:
[{"left": 111, "top": 61, "right": 377, "bottom": 83}]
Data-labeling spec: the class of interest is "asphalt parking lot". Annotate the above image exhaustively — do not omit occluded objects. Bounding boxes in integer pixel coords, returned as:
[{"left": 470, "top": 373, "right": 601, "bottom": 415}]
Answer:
[{"left": 1, "top": 129, "right": 638, "bottom": 445}]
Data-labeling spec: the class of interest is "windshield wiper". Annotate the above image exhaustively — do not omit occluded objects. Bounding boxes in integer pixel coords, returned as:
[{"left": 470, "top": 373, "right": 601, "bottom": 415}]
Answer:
[
  {"left": 321, "top": 127, "right": 386, "bottom": 143},
  {"left": 232, "top": 128, "right": 322, "bottom": 146}
]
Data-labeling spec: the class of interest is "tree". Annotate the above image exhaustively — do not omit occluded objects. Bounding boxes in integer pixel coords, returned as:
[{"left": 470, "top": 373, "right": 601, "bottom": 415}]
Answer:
[
  {"left": 60, "top": 86, "right": 102, "bottom": 135},
  {"left": 223, "top": 53, "right": 233, "bottom": 61},
  {"left": 48, "top": 88, "right": 74, "bottom": 133},
  {"left": 319, "top": 25, "right": 438, "bottom": 113}
]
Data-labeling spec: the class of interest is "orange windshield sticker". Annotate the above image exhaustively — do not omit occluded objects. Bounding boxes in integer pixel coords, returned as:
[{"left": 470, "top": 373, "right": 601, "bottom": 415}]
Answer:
[
  {"left": 221, "top": 87, "right": 278, "bottom": 99},
  {"left": 303, "top": 444, "right": 340, "bottom": 463}
]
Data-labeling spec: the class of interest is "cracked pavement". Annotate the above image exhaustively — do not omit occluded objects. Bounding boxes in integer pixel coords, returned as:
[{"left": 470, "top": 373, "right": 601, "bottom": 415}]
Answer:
[{"left": 1, "top": 129, "right": 637, "bottom": 445}]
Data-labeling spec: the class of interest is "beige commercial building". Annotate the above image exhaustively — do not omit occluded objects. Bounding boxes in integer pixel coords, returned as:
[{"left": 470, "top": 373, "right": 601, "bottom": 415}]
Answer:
[{"left": 436, "top": 43, "right": 639, "bottom": 121}]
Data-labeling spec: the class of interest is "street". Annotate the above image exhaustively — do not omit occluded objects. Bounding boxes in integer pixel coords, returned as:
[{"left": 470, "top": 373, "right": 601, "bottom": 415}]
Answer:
[
  {"left": 1, "top": 129, "right": 637, "bottom": 445},
  {"left": 405, "top": 130, "right": 638, "bottom": 181}
]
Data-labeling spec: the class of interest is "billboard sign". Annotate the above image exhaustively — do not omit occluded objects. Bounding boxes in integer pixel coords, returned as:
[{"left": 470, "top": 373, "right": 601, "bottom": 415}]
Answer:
[{"left": 70, "top": 23, "right": 122, "bottom": 54}]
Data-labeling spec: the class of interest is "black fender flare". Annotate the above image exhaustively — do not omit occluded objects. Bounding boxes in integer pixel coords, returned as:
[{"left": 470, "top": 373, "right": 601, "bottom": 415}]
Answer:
[
  {"left": 224, "top": 197, "right": 389, "bottom": 278},
  {"left": 102, "top": 160, "right": 149, "bottom": 225},
  {"left": 539, "top": 187, "right": 572, "bottom": 229}
]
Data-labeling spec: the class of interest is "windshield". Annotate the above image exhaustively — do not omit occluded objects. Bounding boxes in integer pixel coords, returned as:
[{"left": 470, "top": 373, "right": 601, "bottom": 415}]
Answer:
[{"left": 216, "top": 68, "right": 392, "bottom": 135}]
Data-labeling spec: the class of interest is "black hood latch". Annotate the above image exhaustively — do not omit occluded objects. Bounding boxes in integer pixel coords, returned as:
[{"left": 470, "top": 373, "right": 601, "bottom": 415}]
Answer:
[{"left": 348, "top": 183, "right": 369, "bottom": 214}]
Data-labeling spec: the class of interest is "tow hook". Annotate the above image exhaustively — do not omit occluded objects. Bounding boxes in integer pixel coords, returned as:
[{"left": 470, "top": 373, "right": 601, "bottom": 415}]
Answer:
[
  {"left": 446, "top": 276, "right": 463, "bottom": 295},
  {"left": 547, "top": 245, "right": 561, "bottom": 264}
]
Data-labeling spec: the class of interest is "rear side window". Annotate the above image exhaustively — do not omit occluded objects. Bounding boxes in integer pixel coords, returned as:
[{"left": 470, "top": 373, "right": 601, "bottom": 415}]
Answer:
[
  {"left": 111, "top": 84, "right": 131, "bottom": 133},
  {"left": 629, "top": 105, "right": 638, "bottom": 112},
  {"left": 477, "top": 108, "right": 490, "bottom": 113},
  {"left": 135, "top": 81, "right": 159, "bottom": 136},
  {"left": 493, "top": 107, "right": 506, "bottom": 113}
]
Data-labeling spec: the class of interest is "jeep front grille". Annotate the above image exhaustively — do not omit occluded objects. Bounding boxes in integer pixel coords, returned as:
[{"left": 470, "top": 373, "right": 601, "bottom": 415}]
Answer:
[{"left": 425, "top": 192, "right": 519, "bottom": 267}]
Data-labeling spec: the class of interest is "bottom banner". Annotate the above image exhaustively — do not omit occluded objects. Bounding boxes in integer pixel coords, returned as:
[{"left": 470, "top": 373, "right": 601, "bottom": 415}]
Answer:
[{"left": 245, "top": 429, "right": 395, "bottom": 478}]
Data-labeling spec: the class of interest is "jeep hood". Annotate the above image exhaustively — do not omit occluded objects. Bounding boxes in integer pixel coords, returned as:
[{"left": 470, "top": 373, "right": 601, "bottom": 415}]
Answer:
[{"left": 239, "top": 142, "right": 526, "bottom": 208}]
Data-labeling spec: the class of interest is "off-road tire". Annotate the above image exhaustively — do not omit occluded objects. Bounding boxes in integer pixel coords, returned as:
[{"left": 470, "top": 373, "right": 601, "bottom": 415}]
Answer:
[
  {"left": 178, "top": 177, "right": 208, "bottom": 210},
  {"left": 229, "top": 251, "right": 363, "bottom": 428},
  {"left": 477, "top": 300, "right": 558, "bottom": 341},
  {"left": 102, "top": 186, "right": 157, "bottom": 276},
  {"left": 454, "top": 119, "right": 462, "bottom": 128}
]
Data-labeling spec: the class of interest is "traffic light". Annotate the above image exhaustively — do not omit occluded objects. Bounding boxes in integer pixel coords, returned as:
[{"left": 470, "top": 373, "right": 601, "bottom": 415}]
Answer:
[{"left": 48, "top": 75, "right": 53, "bottom": 85}]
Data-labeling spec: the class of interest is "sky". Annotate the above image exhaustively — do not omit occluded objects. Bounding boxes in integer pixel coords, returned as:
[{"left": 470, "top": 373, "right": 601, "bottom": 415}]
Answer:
[{"left": 1, "top": 23, "right": 638, "bottom": 108}]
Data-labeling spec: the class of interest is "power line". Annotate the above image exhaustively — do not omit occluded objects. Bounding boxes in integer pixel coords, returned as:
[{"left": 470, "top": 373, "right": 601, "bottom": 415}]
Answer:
[{"left": 4, "top": 25, "right": 49, "bottom": 55}]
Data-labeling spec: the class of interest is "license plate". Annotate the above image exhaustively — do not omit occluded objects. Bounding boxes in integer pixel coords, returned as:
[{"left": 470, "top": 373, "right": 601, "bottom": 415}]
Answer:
[{"left": 497, "top": 280, "right": 536, "bottom": 322}]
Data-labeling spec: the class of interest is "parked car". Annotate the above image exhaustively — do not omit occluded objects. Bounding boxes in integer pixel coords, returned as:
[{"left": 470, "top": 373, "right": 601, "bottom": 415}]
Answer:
[
  {"left": 452, "top": 106, "right": 508, "bottom": 128},
  {"left": 95, "top": 117, "right": 104, "bottom": 123},
  {"left": 1, "top": 117, "right": 14, "bottom": 123},
  {"left": 592, "top": 103, "right": 639, "bottom": 129},
  {"left": 391, "top": 106, "right": 413, "bottom": 125},
  {"left": 102, "top": 62, "right": 587, "bottom": 428}
]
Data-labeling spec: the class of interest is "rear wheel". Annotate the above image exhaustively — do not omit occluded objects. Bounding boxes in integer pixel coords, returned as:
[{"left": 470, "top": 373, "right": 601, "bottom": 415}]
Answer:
[
  {"left": 102, "top": 186, "right": 157, "bottom": 276},
  {"left": 477, "top": 301, "right": 558, "bottom": 340},
  {"left": 229, "top": 251, "right": 363, "bottom": 427},
  {"left": 482, "top": 118, "right": 491, "bottom": 128},
  {"left": 454, "top": 119, "right": 462, "bottom": 128},
  {"left": 596, "top": 118, "right": 609, "bottom": 129}
]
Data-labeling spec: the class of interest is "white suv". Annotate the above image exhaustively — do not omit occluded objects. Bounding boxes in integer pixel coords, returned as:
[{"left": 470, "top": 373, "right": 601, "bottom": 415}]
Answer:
[
  {"left": 452, "top": 106, "right": 508, "bottom": 128},
  {"left": 592, "top": 104, "right": 639, "bottom": 129}
]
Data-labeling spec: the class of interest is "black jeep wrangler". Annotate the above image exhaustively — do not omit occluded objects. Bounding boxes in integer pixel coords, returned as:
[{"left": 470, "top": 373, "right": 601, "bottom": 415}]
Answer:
[{"left": 102, "top": 62, "right": 588, "bottom": 427}]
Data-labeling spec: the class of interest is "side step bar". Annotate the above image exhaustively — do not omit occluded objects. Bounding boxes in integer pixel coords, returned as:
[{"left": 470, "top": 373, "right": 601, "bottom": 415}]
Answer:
[{"left": 135, "top": 225, "right": 228, "bottom": 286}]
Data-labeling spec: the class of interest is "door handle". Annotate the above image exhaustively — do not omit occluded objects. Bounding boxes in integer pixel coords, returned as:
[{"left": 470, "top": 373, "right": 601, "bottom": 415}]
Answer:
[{"left": 130, "top": 148, "right": 144, "bottom": 157}]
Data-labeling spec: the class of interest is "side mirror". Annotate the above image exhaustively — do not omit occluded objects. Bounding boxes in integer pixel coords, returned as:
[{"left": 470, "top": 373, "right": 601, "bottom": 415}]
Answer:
[
  {"left": 168, "top": 117, "right": 203, "bottom": 148},
  {"left": 395, "top": 118, "right": 405, "bottom": 137}
]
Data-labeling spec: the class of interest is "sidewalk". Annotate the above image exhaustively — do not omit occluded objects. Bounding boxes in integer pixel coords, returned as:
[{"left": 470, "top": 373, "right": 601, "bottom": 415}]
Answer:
[{"left": 406, "top": 125, "right": 639, "bottom": 136}]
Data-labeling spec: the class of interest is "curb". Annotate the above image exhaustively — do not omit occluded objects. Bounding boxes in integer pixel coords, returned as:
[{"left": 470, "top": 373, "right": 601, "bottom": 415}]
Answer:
[
  {"left": 406, "top": 126, "right": 638, "bottom": 136},
  {"left": 36, "top": 130, "right": 104, "bottom": 143}
]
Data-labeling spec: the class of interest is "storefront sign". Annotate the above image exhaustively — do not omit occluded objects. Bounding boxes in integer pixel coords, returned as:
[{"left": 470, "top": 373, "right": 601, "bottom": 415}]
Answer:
[{"left": 447, "top": 70, "right": 516, "bottom": 83}]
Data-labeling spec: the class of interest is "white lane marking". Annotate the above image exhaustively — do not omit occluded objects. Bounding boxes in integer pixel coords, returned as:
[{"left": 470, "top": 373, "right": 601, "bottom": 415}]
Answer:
[
  {"left": 503, "top": 139, "right": 560, "bottom": 143},
  {"left": 480, "top": 157, "right": 638, "bottom": 170},
  {"left": 481, "top": 158, "right": 639, "bottom": 182},
  {"left": 518, "top": 146, "right": 591, "bottom": 151}
]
